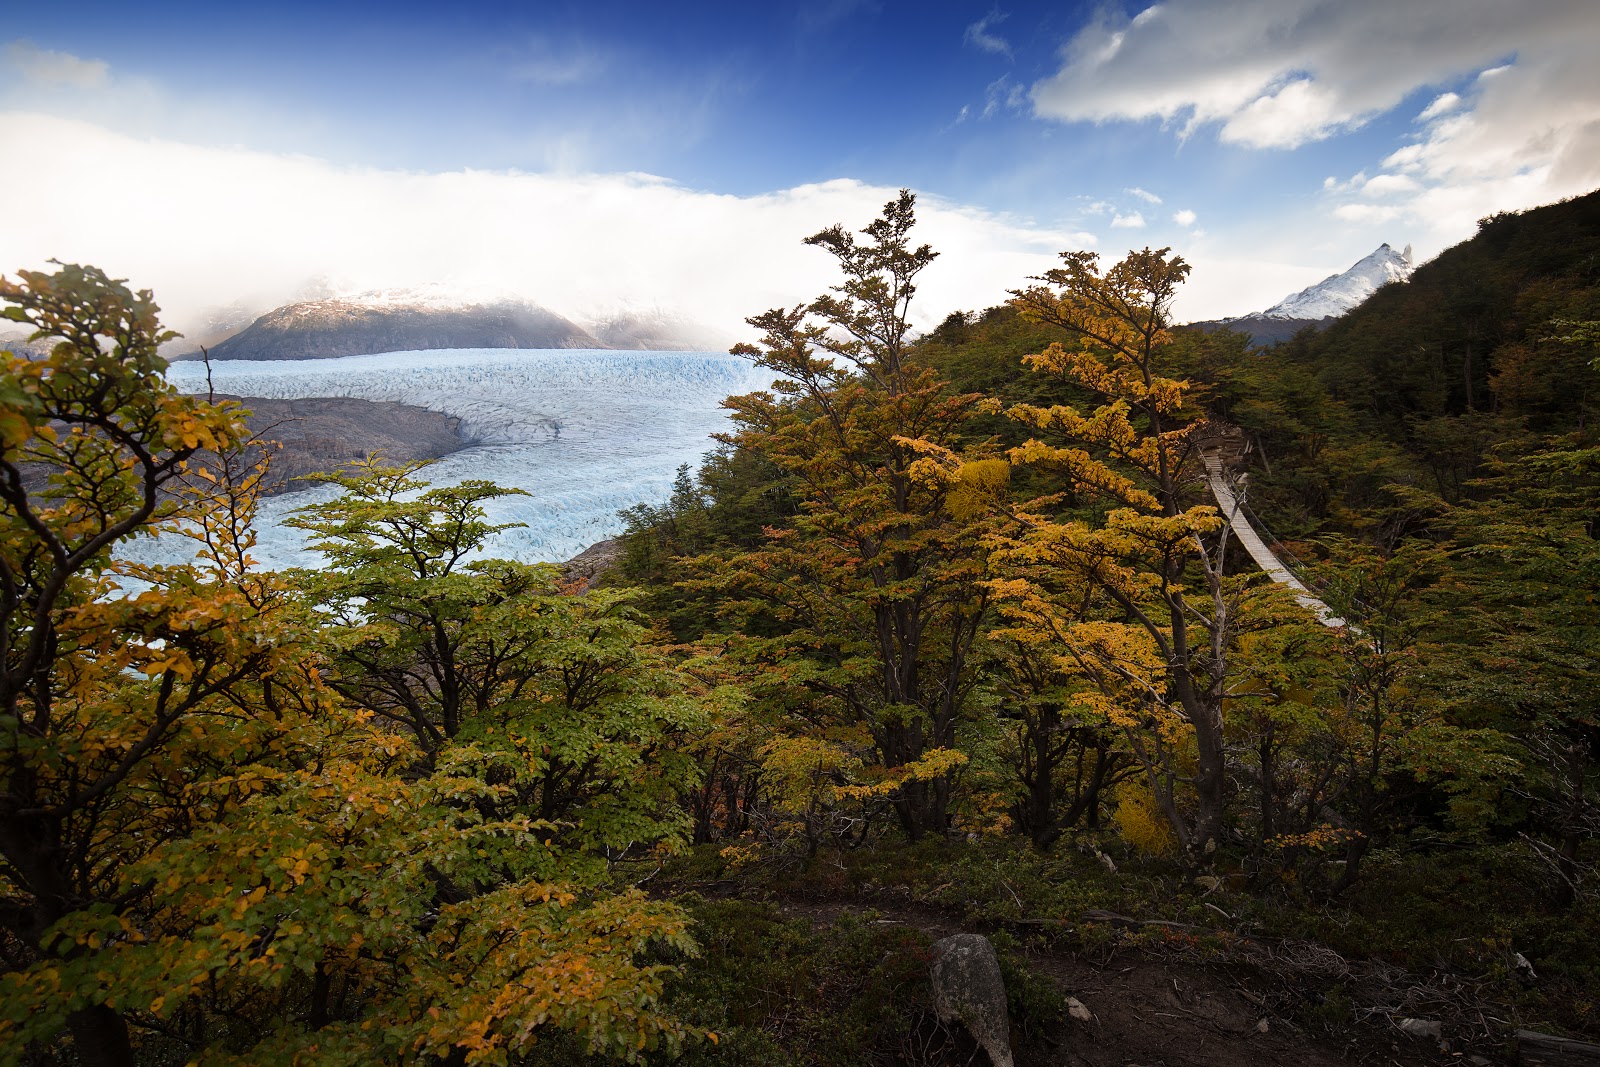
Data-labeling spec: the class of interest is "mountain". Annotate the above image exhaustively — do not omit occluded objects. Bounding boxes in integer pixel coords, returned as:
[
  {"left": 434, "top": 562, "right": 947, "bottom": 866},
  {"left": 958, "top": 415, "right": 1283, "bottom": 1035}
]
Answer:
[
  {"left": 1, "top": 330, "right": 52, "bottom": 360},
  {"left": 193, "top": 296, "right": 605, "bottom": 361},
  {"left": 587, "top": 308, "right": 727, "bottom": 352},
  {"left": 1189, "top": 243, "right": 1415, "bottom": 345},
  {"left": 1261, "top": 243, "right": 1414, "bottom": 320},
  {"left": 1287, "top": 189, "right": 1600, "bottom": 435}
]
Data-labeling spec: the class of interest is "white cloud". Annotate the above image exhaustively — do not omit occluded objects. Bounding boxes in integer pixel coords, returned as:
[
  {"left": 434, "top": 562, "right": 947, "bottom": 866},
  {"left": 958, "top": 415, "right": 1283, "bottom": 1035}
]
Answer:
[
  {"left": 1417, "top": 92, "right": 1460, "bottom": 121},
  {"left": 1322, "top": 170, "right": 1367, "bottom": 192},
  {"left": 1219, "top": 78, "right": 1347, "bottom": 149},
  {"left": 1028, "top": 1, "right": 1600, "bottom": 255},
  {"left": 1360, "top": 173, "right": 1420, "bottom": 197},
  {"left": 1030, "top": 1, "right": 1595, "bottom": 149},
  {"left": 1333, "top": 203, "right": 1403, "bottom": 223},
  {"left": 964, "top": 11, "right": 1012, "bottom": 58},
  {"left": 0, "top": 112, "right": 1093, "bottom": 345},
  {"left": 1172, "top": 208, "right": 1197, "bottom": 226},
  {"left": 1380, "top": 145, "right": 1424, "bottom": 172},
  {"left": 3, "top": 40, "right": 108, "bottom": 89},
  {"left": 981, "top": 76, "right": 1027, "bottom": 119},
  {"left": 1111, "top": 211, "right": 1146, "bottom": 228},
  {"left": 1126, "top": 186, "right": 1162, "bottom": 204}
]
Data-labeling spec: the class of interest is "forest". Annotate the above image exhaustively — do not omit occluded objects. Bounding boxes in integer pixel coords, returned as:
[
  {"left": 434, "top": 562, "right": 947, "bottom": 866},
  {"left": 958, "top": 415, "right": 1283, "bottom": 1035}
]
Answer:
[{"left": 1, "top": 188, "right": 1597, "bottom": 1066}]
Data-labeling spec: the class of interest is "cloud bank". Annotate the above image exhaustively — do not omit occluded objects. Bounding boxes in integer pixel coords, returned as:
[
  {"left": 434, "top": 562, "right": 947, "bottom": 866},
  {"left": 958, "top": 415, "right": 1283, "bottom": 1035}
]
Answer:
[
  {"left": 0, "top": 112, "right": 1094, "bottom": 346},
  {"left": 1030, "top": 0, "right": 1600, "bottom": 247},
  {"left": 4, "top": 40, "right": 107, "bottom": 89}
]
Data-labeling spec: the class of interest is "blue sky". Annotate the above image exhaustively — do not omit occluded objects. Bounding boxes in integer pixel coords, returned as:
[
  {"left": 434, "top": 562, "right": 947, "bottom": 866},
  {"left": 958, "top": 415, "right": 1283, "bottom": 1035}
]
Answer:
[{"left": 2, "top": 0, "right": 1596, "bottom": 339}]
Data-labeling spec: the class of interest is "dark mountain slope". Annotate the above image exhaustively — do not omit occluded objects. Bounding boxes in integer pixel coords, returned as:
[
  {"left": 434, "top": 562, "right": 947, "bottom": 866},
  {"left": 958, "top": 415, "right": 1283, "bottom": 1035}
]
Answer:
[{"left": 1291, "top": 190, "right": 1600, "bottom": 437}]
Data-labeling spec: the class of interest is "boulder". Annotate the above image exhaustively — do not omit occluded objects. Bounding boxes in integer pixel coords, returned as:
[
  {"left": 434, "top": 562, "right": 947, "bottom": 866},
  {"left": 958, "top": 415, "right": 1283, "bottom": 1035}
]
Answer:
[{"left": 930, "top": 933, "right": 1014, "bottom": 1067}]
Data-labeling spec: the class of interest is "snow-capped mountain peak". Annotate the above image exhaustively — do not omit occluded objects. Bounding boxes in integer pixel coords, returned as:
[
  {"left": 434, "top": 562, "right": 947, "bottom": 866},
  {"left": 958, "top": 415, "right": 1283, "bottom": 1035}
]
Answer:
[{"left": 1262, "top": 243, "right": 1414, "bottom": 320}]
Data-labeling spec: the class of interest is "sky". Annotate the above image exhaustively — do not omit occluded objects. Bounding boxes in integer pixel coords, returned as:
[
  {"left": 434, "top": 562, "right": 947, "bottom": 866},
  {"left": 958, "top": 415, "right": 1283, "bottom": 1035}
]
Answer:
[{"left": 2, "top": 0, "right": 1598, "bottom": 344}]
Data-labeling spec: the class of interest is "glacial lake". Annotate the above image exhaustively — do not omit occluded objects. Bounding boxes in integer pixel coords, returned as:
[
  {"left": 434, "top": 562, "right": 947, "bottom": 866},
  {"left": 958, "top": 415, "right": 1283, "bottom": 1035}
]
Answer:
[{"left": 147, "top": 348, "right": 775, "bottom": 570}]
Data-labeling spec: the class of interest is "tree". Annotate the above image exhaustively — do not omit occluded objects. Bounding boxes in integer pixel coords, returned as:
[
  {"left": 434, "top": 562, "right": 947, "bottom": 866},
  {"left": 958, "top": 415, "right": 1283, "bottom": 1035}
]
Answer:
[
  {"left": 0, "top": 264, "right": 299, "bottom": 1064},
  {"left": 286, "top": 457, "right": 707, "bottom": 857},
  {"left": 0, "top": 267, "right": 707, "bottom": 1065},
  {"left": 704, "top": 192, "right": 997, "bottom": 840},
  {"left": 1423, "top": 420, "right": 1600, "bottom": 905},
  {"left": 996, "top": 248, "right": 1266, "bottom": 861},
  {"left": 985, "top": 636, "right": 1136, "bottom": 850}
]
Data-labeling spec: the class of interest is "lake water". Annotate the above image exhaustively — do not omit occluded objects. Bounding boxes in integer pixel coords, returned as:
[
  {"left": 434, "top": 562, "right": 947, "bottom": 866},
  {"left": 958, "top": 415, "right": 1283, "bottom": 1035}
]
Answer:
[{"left": 146, "top": 348, "right": 774, "bottom": 569}]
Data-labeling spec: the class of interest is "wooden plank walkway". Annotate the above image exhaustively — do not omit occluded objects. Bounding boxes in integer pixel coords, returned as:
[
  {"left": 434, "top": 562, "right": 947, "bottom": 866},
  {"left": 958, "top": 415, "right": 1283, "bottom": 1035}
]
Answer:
[{"left": 1200, "top": 450, "right": 1345, "bottom": 628}]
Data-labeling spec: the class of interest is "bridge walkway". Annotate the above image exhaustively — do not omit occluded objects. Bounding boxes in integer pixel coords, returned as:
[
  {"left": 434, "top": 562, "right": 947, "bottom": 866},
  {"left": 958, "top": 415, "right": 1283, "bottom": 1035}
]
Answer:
[{"left": 1198, "top": 446, "right": 1345, "bottom": 629}]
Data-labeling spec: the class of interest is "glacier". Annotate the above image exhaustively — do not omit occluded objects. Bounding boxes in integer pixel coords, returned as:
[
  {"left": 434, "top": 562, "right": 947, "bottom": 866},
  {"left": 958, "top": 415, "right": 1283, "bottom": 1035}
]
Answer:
[{"left": 143, "top": 348, "right": 776, "bottom": 570}]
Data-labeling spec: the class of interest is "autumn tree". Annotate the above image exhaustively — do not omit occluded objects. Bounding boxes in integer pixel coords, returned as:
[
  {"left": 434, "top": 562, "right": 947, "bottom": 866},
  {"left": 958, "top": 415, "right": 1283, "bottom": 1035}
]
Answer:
[
  {"left": 0, "top": 267, "right": 705, "bottom": 1065},
  {"left": 995, "top": 248, "right": 1271, "bottom": 861},
  {"left": 704, "top": 191, "right": 997, "bottom": 840},
  {"left": 984, "top": 635, "right": 1137, "bottom": 850}
]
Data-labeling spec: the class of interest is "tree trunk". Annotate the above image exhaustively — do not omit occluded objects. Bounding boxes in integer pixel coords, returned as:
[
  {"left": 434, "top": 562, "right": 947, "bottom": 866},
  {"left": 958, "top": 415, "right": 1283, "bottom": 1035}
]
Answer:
[{"left": 67, "top": 1004, "right": 134, "bottom": 1067}]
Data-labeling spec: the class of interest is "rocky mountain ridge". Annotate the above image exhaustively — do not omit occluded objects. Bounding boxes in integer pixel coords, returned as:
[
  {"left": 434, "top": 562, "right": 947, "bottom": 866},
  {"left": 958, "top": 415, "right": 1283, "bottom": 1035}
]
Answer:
[
  {"left": 1189, "top": 242, "right": 1414, "bottom": 344},
  {"left": 1261, "top": 242, "right": 1414, "bottom": 320}
]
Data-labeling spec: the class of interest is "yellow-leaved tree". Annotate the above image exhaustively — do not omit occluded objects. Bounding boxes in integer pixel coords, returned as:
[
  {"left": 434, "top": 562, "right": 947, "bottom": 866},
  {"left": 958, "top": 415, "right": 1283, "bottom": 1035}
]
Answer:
[
  {"left": 698, "top": 192, "right": 1000, "bottom": 841},
  {"left": 0, "top": 265, "right": 705, "bottom": 1066},
  {"left": 991, "top": 249, "right": 1304, "bottom": 863}
]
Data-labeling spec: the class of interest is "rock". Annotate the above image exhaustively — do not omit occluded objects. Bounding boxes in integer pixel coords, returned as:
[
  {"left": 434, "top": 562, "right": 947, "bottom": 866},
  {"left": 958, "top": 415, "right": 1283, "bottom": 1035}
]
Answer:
[
  {"left": 1066, "top": 996, "right": 1093, "bottom": 1023},
  {"left": 1256, "top": 1018, "right": 1269, "bottom": 1033},
  {"left": 226, "top": 396, "right": 468, "bottom": 496},
  {"left": 1397, "top": 1018, "right": 1442, "bottom": 1039},
  {"left": 560, "top": 538, "right": 623, "bottom": 591},
  {"left": 930, "top": 934, "right": 1014, "bottom": 1067}
]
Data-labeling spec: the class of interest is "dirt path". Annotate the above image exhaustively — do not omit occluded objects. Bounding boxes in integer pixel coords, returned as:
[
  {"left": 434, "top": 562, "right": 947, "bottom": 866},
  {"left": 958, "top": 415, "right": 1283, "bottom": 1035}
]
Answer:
[{"left": 770, "top": 897, "right": 1452, "bottom": 1067}]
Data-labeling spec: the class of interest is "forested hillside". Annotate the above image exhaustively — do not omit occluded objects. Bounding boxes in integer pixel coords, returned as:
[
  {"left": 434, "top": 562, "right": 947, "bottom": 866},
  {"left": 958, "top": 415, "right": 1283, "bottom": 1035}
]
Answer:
[{"left": 3, "top": 191, "right": 1597, "bottom": 1066}]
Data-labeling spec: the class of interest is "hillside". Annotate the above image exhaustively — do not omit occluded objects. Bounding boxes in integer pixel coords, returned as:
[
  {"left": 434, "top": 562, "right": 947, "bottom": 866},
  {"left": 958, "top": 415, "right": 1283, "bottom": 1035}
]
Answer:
[
  {"left": 8, "top": 196, "right": 1599, "bottom": 1067},
  {"left": 1286, "top": 190, "right": 1600, "bottom": 436},
  {"left": 225, "top": 396, "right": 467, "bottom": 494}
]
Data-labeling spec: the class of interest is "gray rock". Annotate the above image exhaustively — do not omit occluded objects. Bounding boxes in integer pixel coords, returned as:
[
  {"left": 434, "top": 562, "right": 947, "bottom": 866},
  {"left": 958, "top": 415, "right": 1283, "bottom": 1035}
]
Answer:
[
  {"left": 1398, "top": 1018, "right": 1442, "bottom": 1039},
  {"left": 561, "top": 538, "right": 623, "bottom": 591},
  {"left": 930, "top": 933, "right": 1014, "bottom": 1067}
]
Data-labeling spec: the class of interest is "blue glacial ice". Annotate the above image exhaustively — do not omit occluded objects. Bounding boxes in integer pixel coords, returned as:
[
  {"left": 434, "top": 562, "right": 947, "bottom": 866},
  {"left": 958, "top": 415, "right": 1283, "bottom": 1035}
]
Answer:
[{"left": 145, "top": 348, "right": 776, "bottom": 570}]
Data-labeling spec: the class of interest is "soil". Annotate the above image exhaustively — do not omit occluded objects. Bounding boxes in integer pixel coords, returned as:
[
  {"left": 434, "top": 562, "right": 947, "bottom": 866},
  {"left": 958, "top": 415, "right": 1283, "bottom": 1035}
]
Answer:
[{"left": 762, "top": 895, "right": 1476, "bottom": 1067}]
